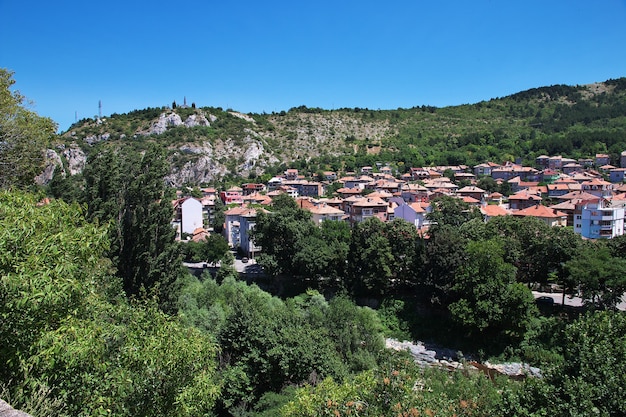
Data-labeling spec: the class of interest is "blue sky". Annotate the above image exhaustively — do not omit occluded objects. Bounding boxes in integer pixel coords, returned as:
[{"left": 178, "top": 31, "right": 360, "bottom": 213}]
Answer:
[{"left": 1, "top": 0, "right": 625, "bottom": 132}]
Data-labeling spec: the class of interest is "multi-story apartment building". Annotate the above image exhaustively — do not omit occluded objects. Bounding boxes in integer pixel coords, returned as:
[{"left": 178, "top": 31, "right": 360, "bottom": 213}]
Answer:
[{"left": 574, "top": 199, "right": 625, "bottom": 239}]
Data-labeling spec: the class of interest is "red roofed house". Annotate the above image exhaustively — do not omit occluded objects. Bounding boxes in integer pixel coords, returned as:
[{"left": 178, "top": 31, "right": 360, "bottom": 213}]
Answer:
[
  {"left": 242, "top": 183, "right": 266, "bottom": 195},
  {"left": 457, "top": 185, "right": 487, "bottom": 202},
  {"left": 284, "top": 169, "right": 299, "bottom": 181},
  {"left": 307, "top": 203, "right": 346, "bottom": 224},
  {"left": 508, "top": 191, "right": 542, "bottom": 211},
  {"left": 581, "top": 178, "right": 614, "bottom": 198},
  {"left": 220, "top": 187, "right": 244, "bottom": 205},
  {"left": 512, "top": 205, "right": 567, "bottom": 227},
  {"left": 350, "top": 197, "right": 389, "bottom": 224},
  {"left": 480, "top": 204, "right": 510, "bottom": 222}
]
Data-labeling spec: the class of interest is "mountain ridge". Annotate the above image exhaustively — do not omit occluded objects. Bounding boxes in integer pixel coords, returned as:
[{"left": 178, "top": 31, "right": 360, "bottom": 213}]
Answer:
[{"left": 47, "top": 78, "right": 626, "bottom": 186}]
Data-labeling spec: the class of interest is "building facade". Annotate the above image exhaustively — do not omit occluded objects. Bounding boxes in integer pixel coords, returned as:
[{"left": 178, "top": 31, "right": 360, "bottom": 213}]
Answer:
[{"left": 574, "top": 199, "right": 625, "bottom": 239}]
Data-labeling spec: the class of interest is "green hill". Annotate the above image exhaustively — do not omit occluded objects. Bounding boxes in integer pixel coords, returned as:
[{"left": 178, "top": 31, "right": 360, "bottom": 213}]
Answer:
[{"left": 52, "top": 78, "right": 626, "bottom": 186}]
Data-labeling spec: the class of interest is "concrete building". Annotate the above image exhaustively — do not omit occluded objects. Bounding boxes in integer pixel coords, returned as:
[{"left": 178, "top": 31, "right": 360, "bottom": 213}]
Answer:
[
  {"left": 173, "top": 197, "right": 204, "bottom": 236},
  {"left": 574, "top": 199, "right": 625, "bottom": 239}
]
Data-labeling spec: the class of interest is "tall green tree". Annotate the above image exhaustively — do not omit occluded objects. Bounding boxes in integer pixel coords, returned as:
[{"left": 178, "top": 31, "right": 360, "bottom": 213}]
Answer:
[
  {"left": 511, "top": 312, "right": 626, "bottom": 417},
  {"left": 347, "top": 218, "right": 395, "bottom": 297},
  {"left": 30, "top": 301, "right": 221, "bottom": 417},
  {"left": 252, "top": 196, "right": 317, "bottom": 278},
  {"left": 427, "top": 195, "right": 482, "bottom": 230},
  {"left": 0, "top": 69, "right": 56, "bottom": 189},
  {"left": 564, "top": 242, "right": 626, "bottom": 309},
  {"left": 83, "top": 144, "right": 184, "bottom": 310},
  {"left": 212, "top": 196, "right": 226, "bottom": 233},
  {"left": 449, "top": 239, "right": 537, "bottom": 339},
  {"left": 422, "top": 225, "right": 469, "bottom": 305}
]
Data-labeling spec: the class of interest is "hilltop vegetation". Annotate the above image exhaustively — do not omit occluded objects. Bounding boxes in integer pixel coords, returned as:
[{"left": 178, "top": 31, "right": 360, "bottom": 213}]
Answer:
[{"left": 51, "top": 77, "right": 626, "bottom": 186}]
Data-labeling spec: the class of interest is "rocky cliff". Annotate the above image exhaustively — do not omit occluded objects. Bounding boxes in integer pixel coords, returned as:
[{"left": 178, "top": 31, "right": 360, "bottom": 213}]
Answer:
[{"left": 51, "top": 106, "right": 391, "bottom": 186}]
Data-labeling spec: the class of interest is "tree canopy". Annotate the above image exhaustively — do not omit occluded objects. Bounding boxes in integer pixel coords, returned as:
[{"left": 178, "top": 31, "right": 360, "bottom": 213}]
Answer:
[{"left": 0, "top": 69, "right": 56, "bottom": 189}]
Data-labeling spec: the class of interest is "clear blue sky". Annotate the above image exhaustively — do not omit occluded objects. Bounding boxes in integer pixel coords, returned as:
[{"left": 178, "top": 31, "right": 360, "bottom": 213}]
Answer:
[{"left": 2, "top": 0, "right": 625, "bottom": 132}]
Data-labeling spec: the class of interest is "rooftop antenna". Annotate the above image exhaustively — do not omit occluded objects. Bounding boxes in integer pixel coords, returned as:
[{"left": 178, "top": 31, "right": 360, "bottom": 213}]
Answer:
[{"left": 98, "top": 100, "right": 102, "bottom": 119}]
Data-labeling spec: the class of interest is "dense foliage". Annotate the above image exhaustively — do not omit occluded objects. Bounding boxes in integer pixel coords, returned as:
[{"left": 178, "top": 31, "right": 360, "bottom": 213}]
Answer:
[
  {"left": 0, "top": 192, "right": 220, "bottom": 416},
  {"left": 82, "top": 144, "right": 185, "bottom": 311},
  {"left": 0, "top": 69, "right": 56, "bottom": 189}
]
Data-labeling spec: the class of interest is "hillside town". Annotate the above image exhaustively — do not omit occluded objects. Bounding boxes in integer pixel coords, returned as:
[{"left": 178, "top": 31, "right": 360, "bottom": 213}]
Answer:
[{"left": 173, "top": 151, "right": 626, "bottom": 257}]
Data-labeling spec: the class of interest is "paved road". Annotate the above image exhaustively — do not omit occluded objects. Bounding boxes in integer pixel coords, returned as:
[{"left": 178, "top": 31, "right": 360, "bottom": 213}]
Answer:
[{"left": 532, "top": 291, "right": 626, "bottom": 311}]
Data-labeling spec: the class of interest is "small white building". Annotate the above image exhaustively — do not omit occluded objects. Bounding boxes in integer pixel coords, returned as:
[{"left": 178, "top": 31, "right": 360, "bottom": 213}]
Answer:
[{"left": 172, "top": 197, "right": 204, "bottom": 238}]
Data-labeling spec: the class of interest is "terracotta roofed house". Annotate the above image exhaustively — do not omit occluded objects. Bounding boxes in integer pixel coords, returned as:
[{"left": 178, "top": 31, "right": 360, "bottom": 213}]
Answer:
[
  {"left": 508, "top": 190, "right": 542, "bottom": 211},
  {"left": 480, "top": 204, "right": 510, "bottom": 222},
  {"left": 512, "top": 204, "right": 567, "bottom": 227}
]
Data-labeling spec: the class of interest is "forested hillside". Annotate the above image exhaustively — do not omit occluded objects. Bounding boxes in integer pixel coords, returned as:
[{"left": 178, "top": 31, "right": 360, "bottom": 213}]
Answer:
[{"left": 49, "top": 77, "right": 626, "bottom": 186}]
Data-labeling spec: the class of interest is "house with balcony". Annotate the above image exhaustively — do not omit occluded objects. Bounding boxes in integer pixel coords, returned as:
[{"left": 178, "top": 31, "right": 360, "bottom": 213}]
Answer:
[
  {"left": 224, "top": 207, "right": 266, "bottom": 256},
  {"left": 284, "top": 180, "right": 324, "bottom": 197},
  {"left": 284, "top": 169, "right": 299, "bottom": 180},
  {"left": 239, "top": 209, "right": 262, "bottom": 258},
  {"left": 220, "top": 187, "right": 244, "bottom": 205},
  {"left": 409, "top": 167, "right": 431, "bottom": 180},
  {"left": 344, "top": 175, "right": 375, "bottom": 190},
  {"left": 242, "top": 183, "right": 266, "bottom": 195},
  {"left": 574, "top": 199, "right": 625, "bottom": 239},
  {"left": 350, "top": 197, "right": 389, "bottom": 224},
  {"left": 473, "top": 162, "right": 500, "bottom": 177},
  {"left": 581, "top": 178, "right": 614, "bottom": 198}
]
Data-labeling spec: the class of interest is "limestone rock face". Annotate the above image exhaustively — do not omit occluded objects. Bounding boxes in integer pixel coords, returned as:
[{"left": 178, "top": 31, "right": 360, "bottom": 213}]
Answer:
[
  {"left": 36, "top": 149, "right": 64, "bottom": 185},
  {"left": 63, "top": 145, "right": 86, "bottom": 175},
  {"left": 148, "top": 112, "right": 184, "bottom": 135},
  {"left": 165, "top": 135, "right": 276, "bottom": 187},
  {"left": 184, "top": 114, "right": 211, "bottom": 128}
]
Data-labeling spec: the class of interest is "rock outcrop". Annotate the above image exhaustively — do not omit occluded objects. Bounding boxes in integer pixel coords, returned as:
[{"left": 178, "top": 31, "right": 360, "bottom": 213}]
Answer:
[
  {"left": 385, "top": 338, "right": 542, "bottom": 379},
  {"left": 147, "top": 112, "right": 184, "bottom": 135},
  {"left": 36, "top": 144, "right": 88, "bottom": 185},
  {"left": 0, "top": 399, "right": 32, "bottom": 417},
  {"left": 184, "top": 114, "right": 210, "bottom": 128},
  {"left": 62, "top": 145, "right": 86, "bottom": 175},
  {"left": 35, "top": 149, "right": 64, "bottom": 185}
]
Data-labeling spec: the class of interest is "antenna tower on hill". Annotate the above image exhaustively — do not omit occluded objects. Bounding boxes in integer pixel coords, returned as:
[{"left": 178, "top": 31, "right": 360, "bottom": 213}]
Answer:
[{"left": 98, "top": 100, "right": 102, "bottom": 119}]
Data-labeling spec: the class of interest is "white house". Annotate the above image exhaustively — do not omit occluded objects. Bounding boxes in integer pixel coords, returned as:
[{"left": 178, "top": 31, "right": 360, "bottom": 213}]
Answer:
[
  {"left": 393, "top": 202, "right": 430, "bottom": 228},
  {"left": 173, "top": 197, "right": 203, "bottom": 237}
]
